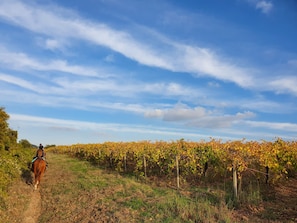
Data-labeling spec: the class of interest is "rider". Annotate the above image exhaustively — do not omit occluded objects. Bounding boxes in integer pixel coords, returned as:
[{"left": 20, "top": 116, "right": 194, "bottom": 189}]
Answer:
[
  {"left": 30, "top": 143, "right": 47, "bottom": 171},
  {"left": 37, "top": 143, "right": 45, "bottom": 157}
]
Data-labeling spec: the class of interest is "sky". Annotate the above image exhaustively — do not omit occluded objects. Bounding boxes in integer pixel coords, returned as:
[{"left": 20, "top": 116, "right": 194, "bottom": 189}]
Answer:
[{"left": 0, "top": 0, "right": 297, "bottom": 146}]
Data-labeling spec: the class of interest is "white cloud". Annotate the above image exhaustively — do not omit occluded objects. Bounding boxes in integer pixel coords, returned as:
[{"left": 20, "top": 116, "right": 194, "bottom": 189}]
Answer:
[
  {"left": 45, "top": 39, "right": 59, "bottom": 49},
  {"left": 245, "top": 120, "right": 297, "bottom": 132},
  {"left": 145, "top": 103, "right": 207, "bottom": 121},
  {"left": 13, "top": 112, "right": 294, "bottom": 145},
  {"left": 8, "top": 113, "right": 212, "bottom": 144},
  {"left": 36, "top": 37, "right": 67, "bottom": 52},
  {"left": 145, "top": 102, "right": 255, "bottom": 129},
  {"left": 246, "top": 0, "right": 273, "bottom": 14},
  {"left": 240, "top": 98, "right": 295, "bottom": 114},
  {"left": 0, "top": 73, "right": 40, "bottom": 92},
  {"left": 163, "top": 105, "right": 207, "bottom": 121},
  {"left": 256, "top": 1, "right": 273, "bottom": 14},
  {"left": 173, "top": 45, "right": 254, "bottom": 87},
  {"left": 0, "top": 0, "right": 256, "bottom": 89},
  {"left": 188, "top": 111, "right": 255, "bottom": 128},
  {"left": 268, "top": 76, "right": 297, "bottom": 95},
  {"left": 3, "top": 0, "right": 295, "bottom": 98},
  {"left": 0, "top": 47, "right": 101, "bottom": 77},
  {"left": 0, "top": 0, "right": 171, "bottom": 68}
]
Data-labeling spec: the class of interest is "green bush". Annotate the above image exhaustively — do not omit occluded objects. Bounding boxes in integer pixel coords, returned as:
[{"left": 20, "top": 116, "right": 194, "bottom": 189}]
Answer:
[{"left": 0, "top": 146, "right": 34, "bottom": 209}]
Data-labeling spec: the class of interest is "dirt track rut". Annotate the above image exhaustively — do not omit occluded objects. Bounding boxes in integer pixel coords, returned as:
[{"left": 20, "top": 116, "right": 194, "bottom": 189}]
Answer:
[{"left": 22, "top": 189, "right": 41, "bottom": 223}]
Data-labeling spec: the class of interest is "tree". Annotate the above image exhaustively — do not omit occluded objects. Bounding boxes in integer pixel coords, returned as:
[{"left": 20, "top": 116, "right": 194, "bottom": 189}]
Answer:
[
  {"left": 19, "top": 139, "right": 32, "bottom": 148},
  {"left": 0, "top": 107, "right": 10, "bottom": 149},
  {"left": 0, "top": 107, "right": 17, "bottom": 150},
  {"left": 8, "top": 130, "right": 18, "bottom": 145}
]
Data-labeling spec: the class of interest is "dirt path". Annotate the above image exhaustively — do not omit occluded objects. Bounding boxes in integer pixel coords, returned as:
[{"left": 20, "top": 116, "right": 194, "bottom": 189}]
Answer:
[
  {"left": 0, "top": 167, "right": 40, "bottom": 223},
  {"left": 22, "top": 190, "right": 41, "bottom": 223}
]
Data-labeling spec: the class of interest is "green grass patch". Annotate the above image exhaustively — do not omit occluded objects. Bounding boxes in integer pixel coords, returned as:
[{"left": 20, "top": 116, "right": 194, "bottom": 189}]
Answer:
[{"left": 39, "top": 153, "right": 236, "bottom": 222}]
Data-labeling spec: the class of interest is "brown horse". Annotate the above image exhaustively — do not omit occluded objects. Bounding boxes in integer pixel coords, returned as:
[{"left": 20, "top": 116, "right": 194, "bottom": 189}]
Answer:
[{"left": 33, "top": 149, "right": 46, "bottom": 190}]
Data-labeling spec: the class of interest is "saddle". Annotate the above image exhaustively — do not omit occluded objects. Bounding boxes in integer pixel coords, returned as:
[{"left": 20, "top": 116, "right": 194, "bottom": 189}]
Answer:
[
  {"left": 32, "top": 156, "right": 46, "bottom": 163},
  {"left": 30, "top": 156, "right": 47, "bottom": 172}
]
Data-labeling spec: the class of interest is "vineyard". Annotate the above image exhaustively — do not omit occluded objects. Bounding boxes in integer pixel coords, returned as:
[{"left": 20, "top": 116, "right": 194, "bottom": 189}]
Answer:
[{"left": 50, "top": 138, "right": 297, "bottom": 201}]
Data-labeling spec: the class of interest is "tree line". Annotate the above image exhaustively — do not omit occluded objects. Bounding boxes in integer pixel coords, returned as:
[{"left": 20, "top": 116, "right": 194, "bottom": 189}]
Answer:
[
  {"left": 0, "top": 107, "right": 36, "bottom": 150},
  {"left": 0, "top": 107, "right": 18, "bottom": 150}
]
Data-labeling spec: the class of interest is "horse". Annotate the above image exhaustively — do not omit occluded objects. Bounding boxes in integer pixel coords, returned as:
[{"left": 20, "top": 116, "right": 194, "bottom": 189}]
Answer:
[
  {"left": 33, "top": 148, "right": 47, "bottom": 190},
  {"left": 33, "top": 158, "right": 46, "bottom": 190}
]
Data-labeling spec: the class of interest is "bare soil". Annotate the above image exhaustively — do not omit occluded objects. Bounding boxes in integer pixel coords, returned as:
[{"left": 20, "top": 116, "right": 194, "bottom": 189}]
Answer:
[
  {"left": 1, "top": 153, "right": 297, "bottom": 223},
  {"left": 233, "top": 178, "right": 297, "bottom": 223}
]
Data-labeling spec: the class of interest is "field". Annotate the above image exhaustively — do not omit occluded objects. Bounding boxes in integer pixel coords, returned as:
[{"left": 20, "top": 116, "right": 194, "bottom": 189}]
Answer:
[{"left": 1, "top": 139, "right": 297, "bottom": 222}]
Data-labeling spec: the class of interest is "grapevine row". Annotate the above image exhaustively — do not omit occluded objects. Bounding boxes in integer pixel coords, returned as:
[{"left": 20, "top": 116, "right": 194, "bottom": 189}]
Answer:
[{"left": 50, "top": 138, "right": 297, "bottom": 187}]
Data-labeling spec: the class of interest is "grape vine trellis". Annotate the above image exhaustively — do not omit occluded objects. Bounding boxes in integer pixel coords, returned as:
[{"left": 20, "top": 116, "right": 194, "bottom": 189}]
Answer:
[{"left": 50, "top": 138, "right": 297, "bottom": 200}]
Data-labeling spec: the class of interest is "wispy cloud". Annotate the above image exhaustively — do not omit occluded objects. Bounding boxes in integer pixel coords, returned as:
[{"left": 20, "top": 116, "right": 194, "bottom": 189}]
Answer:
[
  {"left": 187, "top": 111, "right": 255, "bottom": 129},
  {"left": 246, "top": 0, "right": 273, "bottom": 14},
  {"left": 35, "top": 37, "right": 67, "bottom": 52},
  {"left": 245, "top": 120, "right": 297, "bottom": 132},
  {"left": 8, "top": 113, "right": 210, "bottom": 139},
  {"left": 268, "top": 76, "right": 297, "bottom": 95},
  {"left": 0, "top": 73, "right": 38, "bottom": 92},
  {"left": 172, "top": 45, "right": 254, "bottom": 87},
  {"left": 9, "top": 113, "right": 296, "bottom": 145},
  {"left": 0, "top": 47, "right": 99, "bottom": 77},
  {"left": 256, "top": 1, "right": 273, "bottom": 14},
  {"left": 1, "top": 0, "right": 296, "bottom": 145},
  {"left": 1, "top": 0, "right": 295, "bottom": 97},
  {"left": 145, "top": 102, "right": 256, "bottom": 129},
  {"left": 0, "top": 0, "right": 255, "bottom": 88}
]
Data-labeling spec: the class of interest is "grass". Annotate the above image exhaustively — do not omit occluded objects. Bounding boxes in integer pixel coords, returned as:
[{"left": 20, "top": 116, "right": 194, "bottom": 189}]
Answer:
[
  {"left": 37, "top": 153, "right": 237, "bottom": 222},
  {"left": 2, "top": 146, "right": 297, "bottom": 223}
]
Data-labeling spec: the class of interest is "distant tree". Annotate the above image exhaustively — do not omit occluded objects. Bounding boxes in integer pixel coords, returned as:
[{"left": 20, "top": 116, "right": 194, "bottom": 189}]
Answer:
[
  {"left": 0, "top": 107, "right": 19, "bottom": 150},
  {"left": 0, "top": 107, "right": 10, "bottom": 150},
  {"left": 19, "top": 139, "right": 32, "bottom": 148},
  {"left": 8, "top": 129, "right": 18, "bottom": 145}
]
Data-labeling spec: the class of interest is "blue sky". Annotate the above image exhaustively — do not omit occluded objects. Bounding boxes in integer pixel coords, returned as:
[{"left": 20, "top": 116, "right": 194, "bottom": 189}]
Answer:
[{"left": 1, "top": 0, "right": 297, "bottom": 145}]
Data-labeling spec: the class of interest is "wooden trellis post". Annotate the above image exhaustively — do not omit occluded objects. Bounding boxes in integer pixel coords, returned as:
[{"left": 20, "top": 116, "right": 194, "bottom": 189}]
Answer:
[
  {"left": 143, "top": 155, "right": 147, "bottom": 178},
  {"left": 233, "top": 163, "right": 238, "bottom": 199},
  {"left": 97, "top": 149, "right": 101, "bottom": 166},
  {"left": 176, "top": 155, "right": 180, "bottom": 189},
  {"left": 124, "top": 153, "right": 127, "bottom": 172},
  {"left": 265, "top": 166, "right": 269, "bottom": 184}
]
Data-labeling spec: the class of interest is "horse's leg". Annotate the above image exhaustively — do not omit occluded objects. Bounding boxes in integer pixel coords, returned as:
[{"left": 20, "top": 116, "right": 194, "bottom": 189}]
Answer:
[
  {"left": 33, "top": 164, "right": 37, "bottom": 190},
  {"left": 34, "top": 163, "right": 40, "bottom": 190},
  {"left": 34, "top": 175, "right": 39, "bottom": 190},
  {"left": 34, "top": 181, "right": 38, "bottom": 190},
  {"left": 37, "top": 168, "right": 44, "bottom": 189}
]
